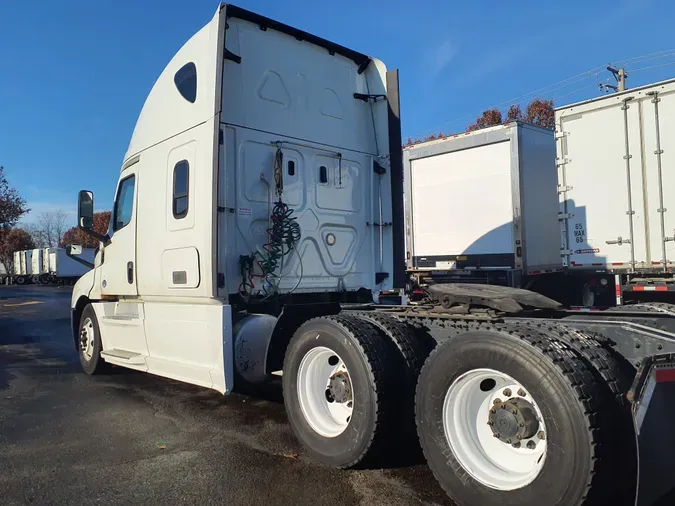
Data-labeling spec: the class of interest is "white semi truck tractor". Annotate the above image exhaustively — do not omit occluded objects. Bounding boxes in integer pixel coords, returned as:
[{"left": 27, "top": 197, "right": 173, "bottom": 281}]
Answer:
[{"left": 67, "top": 4, "right": 675, "bottom": 505}]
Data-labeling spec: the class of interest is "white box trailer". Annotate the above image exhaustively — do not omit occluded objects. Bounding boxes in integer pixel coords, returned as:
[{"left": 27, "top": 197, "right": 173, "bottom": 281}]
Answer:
[
  {"left": 64, "top": 5, "right": 675, "bottom": 505},
  {"left": 404, "top": 122, "right": 560, "bottom": 287},
  {"left": 23, "top": 250, "right": 32, "bottom": 276},
  {"left": 13, "top": 251, "right": 21, "bottom": 275},
  {"left": 557, "top": 78, "right": 675, "bottom": 298},
  {"left": 31, "top": 248, "right": 45, "bottom": 280},
  {"left": 48, "top": 247, "right": 95, "bottom": 282}
]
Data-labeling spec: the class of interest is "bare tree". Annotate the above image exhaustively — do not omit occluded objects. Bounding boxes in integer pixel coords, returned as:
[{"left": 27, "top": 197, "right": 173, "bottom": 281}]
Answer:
[
  {"left": 24, "top": 223, "right": 48, "bottom": 248},
  {"left": 35, "top": 209, "right": 69, "bottom": 247}
]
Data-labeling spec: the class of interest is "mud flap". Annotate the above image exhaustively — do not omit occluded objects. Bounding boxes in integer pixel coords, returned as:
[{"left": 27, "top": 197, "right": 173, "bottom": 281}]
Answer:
[{"left": 630, "top": 354, "right": 675, "bottom": 506}]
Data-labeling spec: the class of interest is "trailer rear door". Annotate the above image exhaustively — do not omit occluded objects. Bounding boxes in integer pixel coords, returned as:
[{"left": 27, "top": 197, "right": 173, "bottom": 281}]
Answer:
[
  {"left": 409, "top": 140, "right": 514, "bottom": 267},
  {"left": 558, "top": 96, "right": 647, "bottom": 269}
]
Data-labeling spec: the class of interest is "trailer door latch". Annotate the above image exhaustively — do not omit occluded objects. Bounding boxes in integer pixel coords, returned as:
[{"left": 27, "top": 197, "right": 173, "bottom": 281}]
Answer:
[
  {"left": 367, "top": 222, "right": 393, "bottom": 227},
  {"left": 373, "top": 160, "right": 386, "bottom": 175},
  {"left": 606, "top": 236, "right": 631, "bottom": 245}
]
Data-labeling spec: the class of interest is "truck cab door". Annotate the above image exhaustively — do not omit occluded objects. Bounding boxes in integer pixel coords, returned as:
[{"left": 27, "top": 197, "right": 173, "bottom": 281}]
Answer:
[{"left": 101, "top": 168, "right": 138, "bottom": 296}]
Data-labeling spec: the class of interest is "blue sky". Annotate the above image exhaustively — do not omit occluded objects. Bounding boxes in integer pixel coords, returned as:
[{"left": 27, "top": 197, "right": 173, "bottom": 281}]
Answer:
[{"left": 1, "top": 0, "right": 675, "bottom": 225}]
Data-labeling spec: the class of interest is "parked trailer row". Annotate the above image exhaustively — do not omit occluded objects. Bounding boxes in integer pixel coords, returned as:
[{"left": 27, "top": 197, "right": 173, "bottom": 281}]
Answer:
[
  {"left": 65, "top": 4, "right": 675, "bottom": 506},
  {"left": 6, "top": 247, "right": 95, "bottom": 285},
  {"left": 404, "top": 80, "right": 675, "bottom": 307}
]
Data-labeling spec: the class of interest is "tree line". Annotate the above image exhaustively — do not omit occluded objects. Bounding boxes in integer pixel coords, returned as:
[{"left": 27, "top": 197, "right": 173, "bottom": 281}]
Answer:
[
  {"left": 0, "top": 166, "right": 110, "bottom": 275},
  {"left": 405, "top": 98, "right": 555, "bottom": 146}
]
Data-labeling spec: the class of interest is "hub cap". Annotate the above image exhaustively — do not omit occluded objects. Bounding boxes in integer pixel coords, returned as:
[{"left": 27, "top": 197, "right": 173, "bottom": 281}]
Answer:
[
  {"left": 297, "top": 345, "right": 354, "bottom": 438},
  {"left": 443, "top": 368, "right": 547, "bottom": 490},
  {"left": 80, "top": 317, "right": 95, "bottom": 361}
]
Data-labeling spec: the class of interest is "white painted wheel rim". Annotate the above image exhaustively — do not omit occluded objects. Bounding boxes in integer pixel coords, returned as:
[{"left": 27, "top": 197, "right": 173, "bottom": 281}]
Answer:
[
  {"left": 80, "top": 317, "right": 95, "bottom": 361},
  {"left": 297, "top": 346, "right": 354, "bottom": 438},
  {"left": 443, "top": 368, "right": 547, "bottom": 491}
]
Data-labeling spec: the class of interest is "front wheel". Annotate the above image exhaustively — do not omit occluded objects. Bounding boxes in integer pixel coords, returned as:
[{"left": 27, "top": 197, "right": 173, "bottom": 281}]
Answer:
[
  {"left": 416, "top": 326, "right": 622, "bottom": 506},
  {"left": 78, "top": 304, "right": 109, "bottom": 375}
]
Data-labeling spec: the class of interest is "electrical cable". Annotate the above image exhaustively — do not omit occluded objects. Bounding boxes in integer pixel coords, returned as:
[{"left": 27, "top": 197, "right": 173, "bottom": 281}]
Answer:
[
  {"left": 408, "top": 49, "right": 675, "bottom": 140},
  {"left": 238, "top": 145, "right": 301, "bottom": 300},
  {"left": 629, "top": 61, "right": 675, "bottom": 73}
]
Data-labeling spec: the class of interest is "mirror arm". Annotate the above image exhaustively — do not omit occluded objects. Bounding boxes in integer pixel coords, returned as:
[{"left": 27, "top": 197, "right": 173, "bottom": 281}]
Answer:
[
  {"left": 78, "top": 226, "right": 110, "bottom": 246},
  {"left": 65, "top": 247, "right": 95, "bottom": 270}
]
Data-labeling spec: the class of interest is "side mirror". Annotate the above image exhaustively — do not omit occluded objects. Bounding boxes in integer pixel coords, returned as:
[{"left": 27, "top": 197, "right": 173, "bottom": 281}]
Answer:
[
  {"left": 66, "top": 244, "right": 83, "bottom": 256},
  {"left": 78, "top": 190, "right": 94, "bottom": 229}
]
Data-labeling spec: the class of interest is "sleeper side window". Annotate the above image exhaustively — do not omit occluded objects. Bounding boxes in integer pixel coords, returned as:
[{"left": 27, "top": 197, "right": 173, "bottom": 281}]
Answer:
[
  {"left": 174, "top": 62, "right": 197, "bottom": 103},
  {"left": 173, "top": 160, "right": 189, "bottom": 219},
  {"left": 113, "top": 175, "right": 136, "bottom": 231}
]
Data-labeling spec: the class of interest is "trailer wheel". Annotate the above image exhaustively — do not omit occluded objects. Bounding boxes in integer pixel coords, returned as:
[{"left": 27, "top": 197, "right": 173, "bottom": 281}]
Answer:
[
  {"left": 416, "top": 327, "right": 613, "bottom": 506},
  {"left": 14, "top": 275, "right": 26, "bottom": 285},
  {"left": 282, "top": 315, "right": 398, "bottom": 468},
  {"left": 78, "top": 304, "right": 110, "bottom": 375},
  {"left": 38, "top": 273, "right": 50, "bottom": 285}
]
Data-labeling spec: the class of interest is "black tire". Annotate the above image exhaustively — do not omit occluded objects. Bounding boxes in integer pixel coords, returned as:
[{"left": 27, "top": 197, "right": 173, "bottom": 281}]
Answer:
[
  {"left": 282, "top": 314, "right": 398, "bottom": 468},
  {"left": 347, "top": 312, "right": 435, "bottom": 447},
  {"left": 39, "top": 273, "right": 50, "bottom": 285},
  {"left": 78, "top": 304, "right": 110, "bottom": 375},
  {"left": 15, "top": 275, "right": 26, "bottom": 285},
  {"left": 416, "top": 326, "right": 622, "bottom": 506}
]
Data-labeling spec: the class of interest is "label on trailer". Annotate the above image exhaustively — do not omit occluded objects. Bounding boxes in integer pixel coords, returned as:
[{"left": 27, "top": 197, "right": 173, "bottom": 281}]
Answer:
[
  {"left": 435, "top": 261, "right": 457, "bottom": 269},
  {"left": 575, "top": 248, "right": 600, "bottom": 255},
  {"left": 237, "top": 207, "right": 252, "bottom": 217}
]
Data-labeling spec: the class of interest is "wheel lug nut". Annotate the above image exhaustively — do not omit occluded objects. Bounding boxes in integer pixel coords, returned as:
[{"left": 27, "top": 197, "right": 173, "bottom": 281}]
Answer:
[
  {"left": 505, "top": 438, "right": 512, "bottom": 444},
  {"left": 493, "top": 398, "right": 502, "bottom": 405},
  {"left": 503, "top": 388, "right": 512, "bottom": 397},
  {"left": 516, "top": 434, "right": 523, "bottom": 440},
  {"left": 487, "top": 420, "right": 494, "bottom": 426},
  {"left": 518, "top": 422, "right": 525, "bottom": 428},
  {"left": 537, "top": 431, "right": 546, "bottom": 440},
  {"left": 490, "top": 408, "right": 496, "bottom": 414},
  {"left": 494, "top": 433, "right": 501, "bottom": 439},
  {"left": 517, "top": 389, "right": 526, "bottom": 397},
  {"left": 512, "top": 442, "right": 521, "bottom": 448},
  {"left": 527, "top": 441, "right": 536, "bottom": 449}
]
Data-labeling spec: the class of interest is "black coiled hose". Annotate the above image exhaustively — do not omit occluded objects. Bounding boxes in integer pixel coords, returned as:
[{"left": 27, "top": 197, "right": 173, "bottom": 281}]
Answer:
[{"left": 259, "top": 199, "right": 301, "bottom": 277}]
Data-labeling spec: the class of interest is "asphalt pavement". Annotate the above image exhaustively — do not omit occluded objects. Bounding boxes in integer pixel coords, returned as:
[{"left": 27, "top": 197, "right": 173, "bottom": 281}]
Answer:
[{"left": 0, "top": 285, "right": 451, "bottom": 506}]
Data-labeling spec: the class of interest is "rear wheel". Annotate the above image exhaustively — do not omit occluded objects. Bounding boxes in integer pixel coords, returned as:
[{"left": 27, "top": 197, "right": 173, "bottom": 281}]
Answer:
[
  {"left": 282, "top": 315, "right": 398, "bottom": 468},
  {"left": 14, "top": 275, "right": 26, "bottom": 285},
  {"left": 38, "top": 273, "right": 50, "bottom": 285},
  {"left": 416, "top": 327, "right": 619, "bottom": 506}
]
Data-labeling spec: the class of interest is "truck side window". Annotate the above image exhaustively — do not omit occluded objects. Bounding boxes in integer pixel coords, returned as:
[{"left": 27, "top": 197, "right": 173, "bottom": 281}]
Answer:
[
  {"left": 113, "top": 175, "right": 136, "bottom": 231},
  {"left": 174, "top": 62, "right": 197, "bottom": 103},
  {"left": 173, "top": 160, "right": 189, "bottom": 219}
]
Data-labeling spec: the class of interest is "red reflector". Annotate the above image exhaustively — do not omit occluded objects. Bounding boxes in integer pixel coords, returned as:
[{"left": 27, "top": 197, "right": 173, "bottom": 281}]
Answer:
[
  {"left": 633, "top": 286, "right": 645, "bottom": 291},
  {"left": 413, "top": 289, "right": 424, "bottom": 294},
  {"left": 616, "top": 285, "right": 621, "bottom": 296},
  {"left": 612, "top": 262, "right": 624, "bottom": 266},
  {"left": 656, "top": 286, "right": 668, "bottom": 292},
  {"left": 656, "top": 369, "right": 675, "bottom": 383}
]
